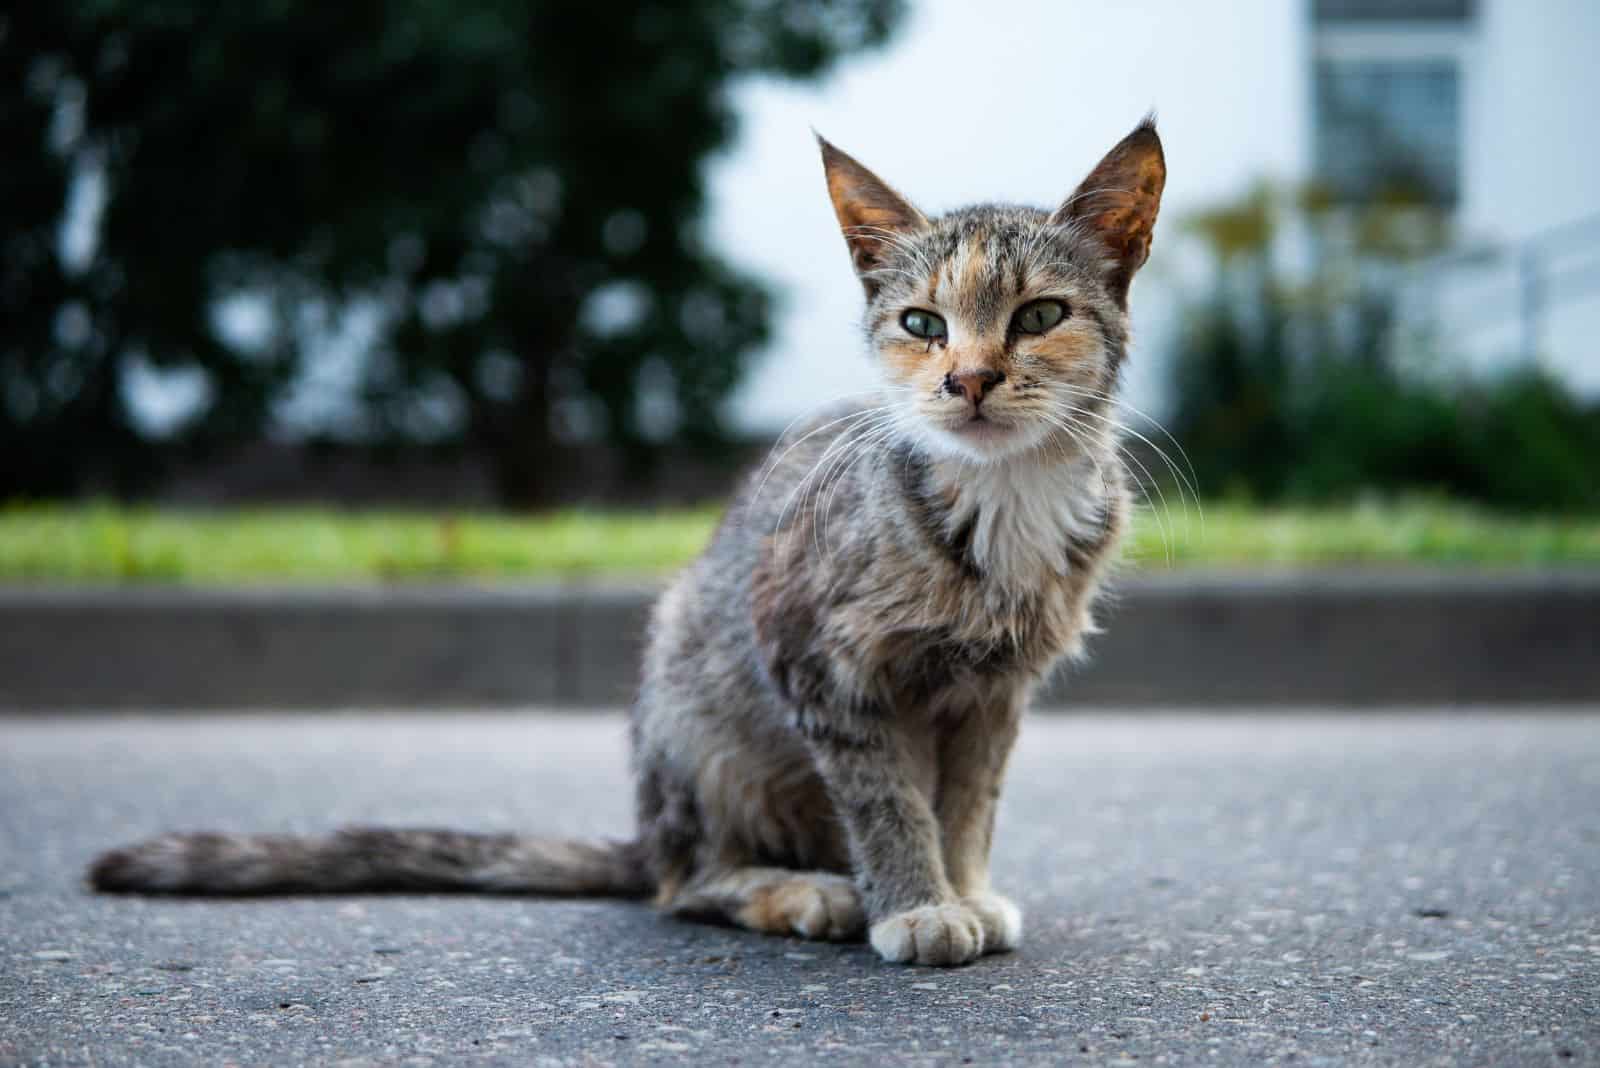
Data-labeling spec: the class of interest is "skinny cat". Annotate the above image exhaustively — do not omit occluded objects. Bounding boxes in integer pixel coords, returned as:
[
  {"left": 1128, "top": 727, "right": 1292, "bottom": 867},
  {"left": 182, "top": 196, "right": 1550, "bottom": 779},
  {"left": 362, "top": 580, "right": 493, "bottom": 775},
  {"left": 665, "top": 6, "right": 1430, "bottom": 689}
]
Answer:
[{"left": 91, "top": 119, "right": 1165, "bottom": 967}]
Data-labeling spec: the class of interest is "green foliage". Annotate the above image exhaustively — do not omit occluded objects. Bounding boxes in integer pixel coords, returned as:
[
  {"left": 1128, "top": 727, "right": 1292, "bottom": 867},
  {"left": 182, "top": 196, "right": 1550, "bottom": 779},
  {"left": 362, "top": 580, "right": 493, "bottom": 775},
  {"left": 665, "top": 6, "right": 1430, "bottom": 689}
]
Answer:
[
  {"left": 1, "top": 0, "right": 903, "bottom": 502},
  {"left": 1170, "top": 186, "right": 1600, "bottom": 513}
]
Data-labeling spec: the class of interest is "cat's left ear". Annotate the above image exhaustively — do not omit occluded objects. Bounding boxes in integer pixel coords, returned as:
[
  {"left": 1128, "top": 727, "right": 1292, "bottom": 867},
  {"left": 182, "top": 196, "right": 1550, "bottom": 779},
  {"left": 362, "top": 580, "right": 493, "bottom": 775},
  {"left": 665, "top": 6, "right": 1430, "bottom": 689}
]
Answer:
[
  {"left": 817, "top": 135, "right": 929, "bottom": 296},
  {"left": 1051, "top": 117, "right": 1166, "bottom": 306}
]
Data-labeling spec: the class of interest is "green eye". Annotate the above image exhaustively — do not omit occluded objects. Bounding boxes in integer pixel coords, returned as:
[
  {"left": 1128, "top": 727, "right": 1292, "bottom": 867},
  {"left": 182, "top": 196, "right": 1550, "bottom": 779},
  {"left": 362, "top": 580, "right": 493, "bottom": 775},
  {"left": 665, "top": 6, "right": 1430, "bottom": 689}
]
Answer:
[
  {"left": 1014, "top": 299, "right": 1067, "bottom": 335},
  {"left": 900, "top": 309, "right": 947, "bottom": 340}
]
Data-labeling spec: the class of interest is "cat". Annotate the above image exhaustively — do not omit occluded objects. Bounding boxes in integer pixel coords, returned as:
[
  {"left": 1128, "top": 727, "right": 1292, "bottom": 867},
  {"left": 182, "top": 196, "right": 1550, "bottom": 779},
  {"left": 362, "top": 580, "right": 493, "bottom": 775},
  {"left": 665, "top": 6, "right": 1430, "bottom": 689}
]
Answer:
[{"left": 90, "top": 118, "right": 1165, "bottom": 967}]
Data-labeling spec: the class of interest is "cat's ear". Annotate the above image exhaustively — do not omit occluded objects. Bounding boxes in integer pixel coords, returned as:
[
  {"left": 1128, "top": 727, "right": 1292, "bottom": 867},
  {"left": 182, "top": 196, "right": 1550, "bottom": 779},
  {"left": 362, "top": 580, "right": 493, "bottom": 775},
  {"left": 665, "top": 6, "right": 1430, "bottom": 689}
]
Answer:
[
  {"left": 817, "top": 135, "right": 929, "bottom": 294},
  {"left": 1051, "top": 117, "right": 1166, "bottom": 306}
]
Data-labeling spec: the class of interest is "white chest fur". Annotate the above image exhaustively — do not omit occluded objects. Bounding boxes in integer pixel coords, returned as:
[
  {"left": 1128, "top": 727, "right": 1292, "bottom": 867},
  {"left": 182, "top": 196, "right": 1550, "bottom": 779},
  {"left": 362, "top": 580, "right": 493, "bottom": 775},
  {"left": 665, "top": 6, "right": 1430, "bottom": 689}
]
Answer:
[{"left": 937, "top": 451, "right": 1109, "bottom": 588}]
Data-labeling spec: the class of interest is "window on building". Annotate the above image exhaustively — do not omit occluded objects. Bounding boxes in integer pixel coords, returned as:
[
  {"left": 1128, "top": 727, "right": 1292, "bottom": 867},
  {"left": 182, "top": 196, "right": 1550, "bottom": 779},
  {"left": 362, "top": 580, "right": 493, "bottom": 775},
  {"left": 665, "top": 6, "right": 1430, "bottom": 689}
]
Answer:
[
  {"left": 1311, "top": 1, "right": 1473, "bottom": 207},
  {"left": 1314, "top": 59, "right": 1461, "bottom": 205},
  {"left": 1314, "top": 0, "right": 1472, "bottom": 22}
]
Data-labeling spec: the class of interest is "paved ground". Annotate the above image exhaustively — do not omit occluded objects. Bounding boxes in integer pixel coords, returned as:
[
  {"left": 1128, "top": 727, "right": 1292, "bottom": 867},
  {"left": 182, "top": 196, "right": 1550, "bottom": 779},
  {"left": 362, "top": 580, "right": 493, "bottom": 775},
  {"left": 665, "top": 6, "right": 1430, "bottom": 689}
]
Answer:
[{"left": 2, "top": 712, "right": 1597, "bottom": 1067}]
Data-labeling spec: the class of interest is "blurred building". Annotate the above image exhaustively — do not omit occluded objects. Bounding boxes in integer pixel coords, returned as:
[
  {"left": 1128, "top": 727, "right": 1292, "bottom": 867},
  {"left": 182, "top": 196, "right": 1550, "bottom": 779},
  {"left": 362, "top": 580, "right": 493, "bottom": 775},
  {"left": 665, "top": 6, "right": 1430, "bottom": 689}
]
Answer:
[{"left": 1311, "top": 0, "right": 1600, "bottom": 385}]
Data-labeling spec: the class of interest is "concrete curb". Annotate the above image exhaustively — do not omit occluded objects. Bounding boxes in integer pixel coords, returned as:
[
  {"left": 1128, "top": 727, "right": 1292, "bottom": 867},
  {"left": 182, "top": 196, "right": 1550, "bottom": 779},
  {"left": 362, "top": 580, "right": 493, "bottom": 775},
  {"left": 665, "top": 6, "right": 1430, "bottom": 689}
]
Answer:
[{"left": 2, "top": 572, "right": 1597, "bottom": 709}]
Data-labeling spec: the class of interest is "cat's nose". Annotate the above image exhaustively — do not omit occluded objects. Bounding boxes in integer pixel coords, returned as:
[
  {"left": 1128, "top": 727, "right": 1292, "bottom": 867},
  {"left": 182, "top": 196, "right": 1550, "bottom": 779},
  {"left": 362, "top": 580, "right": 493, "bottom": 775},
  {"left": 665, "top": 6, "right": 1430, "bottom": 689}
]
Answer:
[{"left": 945, "top": 369, "right": 1006, "bottom": 407}]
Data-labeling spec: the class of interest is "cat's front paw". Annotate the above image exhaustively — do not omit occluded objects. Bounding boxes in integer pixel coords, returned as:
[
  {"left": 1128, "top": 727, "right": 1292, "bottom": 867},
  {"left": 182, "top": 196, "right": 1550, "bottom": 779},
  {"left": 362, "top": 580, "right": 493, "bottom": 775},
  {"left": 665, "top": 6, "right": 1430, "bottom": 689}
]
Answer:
[
  {"left": 869, "top": 903, "right": 986, "bottom": 966},
  {"left": 740, "top": 873, "right": 865, "bottom": 942},
  {"left": 961, "top": 892, "right": 1023, "bottom": 954}
]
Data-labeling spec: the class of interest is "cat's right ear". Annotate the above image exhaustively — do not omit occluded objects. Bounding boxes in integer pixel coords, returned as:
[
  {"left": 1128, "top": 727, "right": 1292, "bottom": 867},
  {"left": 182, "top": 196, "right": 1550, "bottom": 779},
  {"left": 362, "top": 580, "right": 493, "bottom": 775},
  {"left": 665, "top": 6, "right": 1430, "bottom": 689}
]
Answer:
[{"left": 817, "top": 135, "right": 928, "bottom": 295}]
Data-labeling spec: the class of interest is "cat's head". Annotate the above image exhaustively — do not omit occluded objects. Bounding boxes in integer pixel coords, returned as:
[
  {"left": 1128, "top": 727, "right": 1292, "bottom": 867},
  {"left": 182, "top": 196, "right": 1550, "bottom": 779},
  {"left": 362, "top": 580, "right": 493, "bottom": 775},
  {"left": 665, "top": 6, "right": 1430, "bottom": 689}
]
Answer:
[{"left": 819, "top": 119, "right": 1164, "bottom": 463}]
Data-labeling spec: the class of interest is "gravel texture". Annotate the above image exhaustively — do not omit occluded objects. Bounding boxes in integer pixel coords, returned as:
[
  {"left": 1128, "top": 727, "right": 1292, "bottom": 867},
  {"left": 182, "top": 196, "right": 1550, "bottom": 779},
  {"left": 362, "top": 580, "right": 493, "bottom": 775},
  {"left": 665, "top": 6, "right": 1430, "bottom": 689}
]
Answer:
[{"left": 1, "top": 711, "right": 1597, "bottom": 1066}]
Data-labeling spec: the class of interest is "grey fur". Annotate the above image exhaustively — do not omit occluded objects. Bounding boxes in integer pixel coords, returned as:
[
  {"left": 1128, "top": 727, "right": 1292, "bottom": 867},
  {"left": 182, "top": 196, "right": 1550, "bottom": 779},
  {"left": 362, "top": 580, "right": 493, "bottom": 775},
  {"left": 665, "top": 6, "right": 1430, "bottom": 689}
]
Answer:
[{"left": 88, "top": 121, "right": 1166, "bottom": 967}]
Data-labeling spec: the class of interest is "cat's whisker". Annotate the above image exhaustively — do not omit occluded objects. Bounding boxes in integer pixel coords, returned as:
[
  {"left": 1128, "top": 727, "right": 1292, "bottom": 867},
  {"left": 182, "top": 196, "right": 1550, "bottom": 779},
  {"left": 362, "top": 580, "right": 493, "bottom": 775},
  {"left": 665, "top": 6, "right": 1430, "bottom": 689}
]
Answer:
[
  {"left": 1075, "top": 416, "right": 1198, "bottom": 550},
  {"left": 1019, "top": 224, "right": 1067, "bottom": 284},
  {"left": 862, "top": 266, "right": 928, "bottom": 287},
  {"left": 1039, "top": 402, "right": 1173, "bottom": 564},
  {"left": 1117, "top": 442, "right": 1174, "bottom": 567},
  {"left": 765, "top": 390, "right": 909, "bottom": 460},
  {"left": 1051, "top": 184, "right": 1137, "bottom": 213},
  {"left": 842, "top": 225, "right": 935, "bottom": 276},
  {"left": 815, "top": 425, "right": 901, "bottom": 562},
  {"left": 1064, "top": 416, "right": 1178, "bottom": 558},
  {"left": 749, "top": 403, "right": 899, "bottom": 516},
  {"left": 817, "top": 421, "right": 902, "bottom": 561},
  {"left": 1047, "top": 390, "right": 1203, "bottom": 543},
  {"left": 1049, "top": 398, "right": 1177, "bottom": 524},
  {"left": 812, "top": 414, "right": 904, "bottom": 558},
  {"left": 1052, "top": 382, "right": 1197, "bottom": 481},
  {"left": 803, "top": 424, "right": 877, "bottom": 560},
  {"left": 772, "top": 419, "right": 876, "bottom": 544},
  {"left": 844, "top": 223, "right": 932, "bottom": 261},
  {"left": 844, "top": 231, "right": 928, "bottom": 264},
  {"left": 1049, "top": 383, "right": 1204, "bottom": 533},
  {"left": 1032, "top": 412, "right": 1118, "bottom": 547},
  {"left": 1051, "top": 403, "right": 1192, "bottom": 530},
  {"left": 760, "top": 415, "right": 892, "bottom": 538},
  {"left": 772, "top": 411, "right": 900, "bottom": 549}
]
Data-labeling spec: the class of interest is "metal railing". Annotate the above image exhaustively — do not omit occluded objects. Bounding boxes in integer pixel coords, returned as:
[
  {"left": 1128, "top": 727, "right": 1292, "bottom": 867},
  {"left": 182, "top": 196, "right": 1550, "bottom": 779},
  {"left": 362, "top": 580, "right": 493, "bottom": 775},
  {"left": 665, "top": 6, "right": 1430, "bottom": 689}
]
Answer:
[{"left": 1407, "top": 211, "right": 1600, "bottom": 363}]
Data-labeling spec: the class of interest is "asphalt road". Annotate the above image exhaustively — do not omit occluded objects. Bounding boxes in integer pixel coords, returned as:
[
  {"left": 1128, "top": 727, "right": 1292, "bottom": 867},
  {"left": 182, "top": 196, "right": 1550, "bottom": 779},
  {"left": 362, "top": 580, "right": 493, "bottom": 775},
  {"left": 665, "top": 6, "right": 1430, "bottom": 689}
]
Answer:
[{"left": 2, "top": 711, "right": 1597, "bottom": 1067}]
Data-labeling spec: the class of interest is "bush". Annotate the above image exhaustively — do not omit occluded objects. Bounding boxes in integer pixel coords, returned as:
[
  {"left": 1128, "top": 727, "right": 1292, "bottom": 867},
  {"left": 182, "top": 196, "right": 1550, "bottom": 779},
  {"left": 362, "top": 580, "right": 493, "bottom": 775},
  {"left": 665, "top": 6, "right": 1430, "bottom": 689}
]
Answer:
[{"left": 1168, "top": 186, "right": 1600, "bottom": 513}]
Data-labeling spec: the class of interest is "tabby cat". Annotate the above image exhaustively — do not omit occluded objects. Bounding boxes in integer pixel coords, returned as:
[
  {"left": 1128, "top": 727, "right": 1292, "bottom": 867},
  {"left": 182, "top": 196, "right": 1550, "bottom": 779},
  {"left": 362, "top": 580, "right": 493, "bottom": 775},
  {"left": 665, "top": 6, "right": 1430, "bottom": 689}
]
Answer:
[{"left": 91, "top": 119, "right": 1166, "bottom": 967}]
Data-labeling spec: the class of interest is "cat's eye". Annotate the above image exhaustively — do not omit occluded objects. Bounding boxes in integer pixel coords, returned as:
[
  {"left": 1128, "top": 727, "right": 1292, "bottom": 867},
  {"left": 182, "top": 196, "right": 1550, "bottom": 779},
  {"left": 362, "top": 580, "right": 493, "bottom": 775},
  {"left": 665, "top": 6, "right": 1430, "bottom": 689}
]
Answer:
[
  {"left": 900, "top": 309, "right": 947, "bottom": 341},
  {"left": 1013, "top": 299, "right": 1067, "bottom": 335}
]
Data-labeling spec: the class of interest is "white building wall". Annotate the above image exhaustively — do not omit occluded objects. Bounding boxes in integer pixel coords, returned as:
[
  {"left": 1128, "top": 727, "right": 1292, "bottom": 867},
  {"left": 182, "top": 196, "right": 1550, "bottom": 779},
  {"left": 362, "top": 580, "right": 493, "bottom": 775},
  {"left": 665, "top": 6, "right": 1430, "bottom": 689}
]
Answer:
[
  {"left": 1455, "top": 0, "right": 1600, "bottom": 390},
  {"left": 1464, "top": 0, "right": 1600, "bottom": 240}
]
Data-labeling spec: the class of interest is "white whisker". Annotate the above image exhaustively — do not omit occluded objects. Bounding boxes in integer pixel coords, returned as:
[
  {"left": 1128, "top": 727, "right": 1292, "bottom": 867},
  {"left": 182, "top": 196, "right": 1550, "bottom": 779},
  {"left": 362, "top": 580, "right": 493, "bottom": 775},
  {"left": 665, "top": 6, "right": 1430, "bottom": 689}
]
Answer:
[
  {"left": 818, "top": 421, "right": 902, "bottom": 561},
  {"left": 1053, "top": 402, "right": 1177, "bottom": 564},
  {"left": 1048, "top": 386, "right": 1204, "bottom": 541},
  {"left": 772, "top": 412, "right": 899, "bottom": 549},
  {"left": 747, "top": 399, "right": 902, "bottom": 515},
  {"left": 1051, "top": 382, "right": 1203, "bottom": 518}
]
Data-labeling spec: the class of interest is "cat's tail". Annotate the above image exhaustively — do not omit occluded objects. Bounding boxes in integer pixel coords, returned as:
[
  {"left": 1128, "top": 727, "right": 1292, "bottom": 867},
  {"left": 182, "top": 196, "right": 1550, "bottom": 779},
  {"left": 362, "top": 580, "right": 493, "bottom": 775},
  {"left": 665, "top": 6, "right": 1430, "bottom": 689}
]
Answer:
[{"left": 87, "top": 828, "right": 652, "bottom": 897}]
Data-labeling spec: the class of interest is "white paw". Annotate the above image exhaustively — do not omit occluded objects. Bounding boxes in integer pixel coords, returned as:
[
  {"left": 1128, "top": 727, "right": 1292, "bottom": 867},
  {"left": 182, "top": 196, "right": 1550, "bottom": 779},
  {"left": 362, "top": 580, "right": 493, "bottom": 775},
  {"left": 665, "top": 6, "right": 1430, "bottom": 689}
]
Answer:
[
  {"left": 961, "top": 892, "right": 1023, "bottom": 954},
  {"left": 869, "top": 903, "right": 986, "bottom": 966}
]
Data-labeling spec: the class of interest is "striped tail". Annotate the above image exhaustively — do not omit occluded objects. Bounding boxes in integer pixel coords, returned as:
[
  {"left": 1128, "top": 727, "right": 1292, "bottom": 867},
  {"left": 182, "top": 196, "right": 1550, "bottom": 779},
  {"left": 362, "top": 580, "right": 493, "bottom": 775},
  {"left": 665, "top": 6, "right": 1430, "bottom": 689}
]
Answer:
[{"left": 87, "top": 828, "right": 651, "bottom": 897}]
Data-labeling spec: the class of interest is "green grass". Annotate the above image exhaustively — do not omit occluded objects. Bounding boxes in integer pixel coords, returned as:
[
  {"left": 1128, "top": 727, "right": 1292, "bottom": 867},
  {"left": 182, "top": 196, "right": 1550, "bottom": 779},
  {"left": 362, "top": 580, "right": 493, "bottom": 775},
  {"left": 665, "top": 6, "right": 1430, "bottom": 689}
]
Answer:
[
  {"left": 0, "top": 504, "right": 723, "bottom": 583},
  {"left": 1123, "top": 500, "right": 1600, "bottom": 569},
  {"left": 0, "top": 500, "right": 1596, "bottom": 583}
]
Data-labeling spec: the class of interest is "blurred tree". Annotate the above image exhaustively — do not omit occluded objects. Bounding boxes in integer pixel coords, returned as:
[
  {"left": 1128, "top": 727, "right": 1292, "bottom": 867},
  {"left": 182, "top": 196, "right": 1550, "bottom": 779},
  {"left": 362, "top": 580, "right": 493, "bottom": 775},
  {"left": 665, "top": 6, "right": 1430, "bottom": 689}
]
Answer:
[{"left": 1, "top": 0, "right": 902, "bottom": 502}]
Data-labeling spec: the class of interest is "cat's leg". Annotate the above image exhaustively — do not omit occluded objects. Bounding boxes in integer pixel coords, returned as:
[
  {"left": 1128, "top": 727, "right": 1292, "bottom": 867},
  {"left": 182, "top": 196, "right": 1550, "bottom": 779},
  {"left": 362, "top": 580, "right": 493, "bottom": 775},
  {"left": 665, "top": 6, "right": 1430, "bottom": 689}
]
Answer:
[
  {"left": 803, "top": 717, "right": 989, "bottom": 966},
  {"left": 665, "top": 867, "right": 865, "bottom": 942},
  {"left": 935, "top": 697, "right": 1025, "bottom": 954}
]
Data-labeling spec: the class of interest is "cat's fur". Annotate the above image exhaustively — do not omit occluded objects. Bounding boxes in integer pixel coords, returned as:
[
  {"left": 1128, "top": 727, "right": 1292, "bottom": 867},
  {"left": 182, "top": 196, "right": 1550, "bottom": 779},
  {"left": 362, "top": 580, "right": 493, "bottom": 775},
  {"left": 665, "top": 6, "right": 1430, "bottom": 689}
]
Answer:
[{"left": 90, "top": 120, "right": 1165, "bottom": 967}]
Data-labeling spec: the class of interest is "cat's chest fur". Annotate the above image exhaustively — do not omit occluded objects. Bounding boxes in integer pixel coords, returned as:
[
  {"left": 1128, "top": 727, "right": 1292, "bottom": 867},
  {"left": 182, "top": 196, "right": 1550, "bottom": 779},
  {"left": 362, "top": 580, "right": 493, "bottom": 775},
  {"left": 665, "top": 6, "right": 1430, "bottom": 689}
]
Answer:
[
  {"left": 933, "top": 451, "right": 1110, "bottom": 590},
  {"left": 884, "top": 450, "right": 1120, "bottom": 685},
  {"left": 752, "top": 444, "right": 1123, "bottom": 717}
]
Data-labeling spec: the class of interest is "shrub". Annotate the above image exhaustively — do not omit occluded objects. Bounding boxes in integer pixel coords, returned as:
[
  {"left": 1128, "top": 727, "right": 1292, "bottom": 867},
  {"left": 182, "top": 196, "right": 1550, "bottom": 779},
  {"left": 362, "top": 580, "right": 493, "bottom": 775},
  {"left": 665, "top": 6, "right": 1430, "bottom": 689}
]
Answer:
[{"left": 1168, "top": 186, "right": 1600, "bottom": 513}]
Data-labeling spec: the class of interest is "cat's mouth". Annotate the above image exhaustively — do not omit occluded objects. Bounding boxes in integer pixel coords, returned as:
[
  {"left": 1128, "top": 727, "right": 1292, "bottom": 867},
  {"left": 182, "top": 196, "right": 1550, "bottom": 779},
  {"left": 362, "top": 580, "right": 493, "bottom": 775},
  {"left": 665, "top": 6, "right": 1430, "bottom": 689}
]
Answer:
[
  {"left": 922, "top": 404, "right": 1038, "bottom": 458},
  {"left": 949, "top": 412, "right": 1016, "bottom": 445}
]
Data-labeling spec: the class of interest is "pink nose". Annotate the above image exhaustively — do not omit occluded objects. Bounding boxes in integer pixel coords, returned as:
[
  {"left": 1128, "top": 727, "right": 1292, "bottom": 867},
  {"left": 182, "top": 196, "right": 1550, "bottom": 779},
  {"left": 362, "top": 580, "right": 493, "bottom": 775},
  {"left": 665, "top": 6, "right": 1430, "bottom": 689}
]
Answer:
[{"left": 945, "top": 369, "right": 1005, "bottom": 406}]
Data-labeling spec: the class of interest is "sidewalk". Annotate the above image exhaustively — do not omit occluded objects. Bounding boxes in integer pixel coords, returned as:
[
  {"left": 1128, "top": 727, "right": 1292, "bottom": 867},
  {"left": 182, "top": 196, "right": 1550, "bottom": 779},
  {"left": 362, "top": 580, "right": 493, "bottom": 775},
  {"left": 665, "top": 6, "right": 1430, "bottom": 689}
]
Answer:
[{"left": 3, "top": 711, "right": 1597, "bottom": 1065}]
